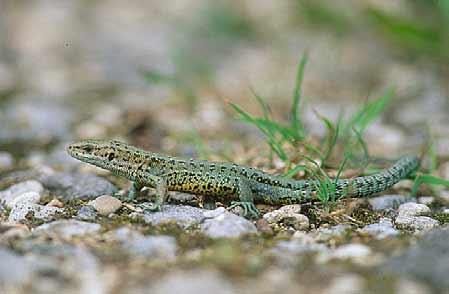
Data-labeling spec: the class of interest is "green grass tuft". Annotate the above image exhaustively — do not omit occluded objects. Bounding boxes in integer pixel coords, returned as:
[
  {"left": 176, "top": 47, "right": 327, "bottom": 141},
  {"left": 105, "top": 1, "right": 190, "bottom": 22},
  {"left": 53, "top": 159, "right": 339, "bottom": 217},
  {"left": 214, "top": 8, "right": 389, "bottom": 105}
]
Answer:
[{"left": 228, "top": 53, "right": 448, "bottom": 205}]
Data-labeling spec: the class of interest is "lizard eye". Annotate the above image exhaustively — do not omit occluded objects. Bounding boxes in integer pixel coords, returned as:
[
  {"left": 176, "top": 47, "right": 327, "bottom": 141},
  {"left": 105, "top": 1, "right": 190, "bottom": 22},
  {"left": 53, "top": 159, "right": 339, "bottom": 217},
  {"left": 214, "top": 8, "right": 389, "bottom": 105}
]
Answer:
[
  {"left": 108, "top": 153, "right": 115, "bottom": 161},
  {"left": 84, "top": 146, "right": 93, "bottom": 153}
]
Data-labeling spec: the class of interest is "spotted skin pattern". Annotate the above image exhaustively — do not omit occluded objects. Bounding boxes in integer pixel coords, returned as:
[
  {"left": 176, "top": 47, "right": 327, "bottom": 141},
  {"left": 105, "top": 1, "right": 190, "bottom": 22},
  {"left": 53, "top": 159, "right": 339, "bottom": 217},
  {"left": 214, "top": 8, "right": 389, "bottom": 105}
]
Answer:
[{"left": 67, "top": 140, "right": 420, "bottom": 218}]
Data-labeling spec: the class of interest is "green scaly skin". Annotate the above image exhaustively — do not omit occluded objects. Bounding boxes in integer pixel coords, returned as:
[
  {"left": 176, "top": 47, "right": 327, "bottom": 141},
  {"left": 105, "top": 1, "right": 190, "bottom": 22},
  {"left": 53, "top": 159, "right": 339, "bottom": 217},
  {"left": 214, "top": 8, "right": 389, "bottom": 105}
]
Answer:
[{"left": 67, "top": 140, "right": 420, "bottom": 219}]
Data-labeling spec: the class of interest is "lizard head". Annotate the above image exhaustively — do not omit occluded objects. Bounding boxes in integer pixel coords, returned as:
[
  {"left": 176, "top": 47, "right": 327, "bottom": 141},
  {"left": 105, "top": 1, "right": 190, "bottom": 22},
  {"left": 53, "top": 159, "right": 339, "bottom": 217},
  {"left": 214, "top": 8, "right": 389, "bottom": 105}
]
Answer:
[{"left": 67, "top": 139, "right": 134, "bottom": 176}]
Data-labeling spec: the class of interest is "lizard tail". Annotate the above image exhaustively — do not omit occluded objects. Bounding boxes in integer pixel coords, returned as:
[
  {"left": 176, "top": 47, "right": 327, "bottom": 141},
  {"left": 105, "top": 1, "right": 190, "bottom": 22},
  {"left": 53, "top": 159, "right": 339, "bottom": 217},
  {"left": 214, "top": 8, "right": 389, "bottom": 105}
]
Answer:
[{"left": 343, "top": 155, "right": 420, "bottom": 197}]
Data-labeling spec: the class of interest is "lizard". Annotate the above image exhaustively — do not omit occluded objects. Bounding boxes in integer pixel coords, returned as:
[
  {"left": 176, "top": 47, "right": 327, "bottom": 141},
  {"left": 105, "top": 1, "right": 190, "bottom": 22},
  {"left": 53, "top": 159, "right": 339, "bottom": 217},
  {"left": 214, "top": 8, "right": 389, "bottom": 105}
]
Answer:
[{"left": 67, "top": 139, "right": 420, "bottom": 218}]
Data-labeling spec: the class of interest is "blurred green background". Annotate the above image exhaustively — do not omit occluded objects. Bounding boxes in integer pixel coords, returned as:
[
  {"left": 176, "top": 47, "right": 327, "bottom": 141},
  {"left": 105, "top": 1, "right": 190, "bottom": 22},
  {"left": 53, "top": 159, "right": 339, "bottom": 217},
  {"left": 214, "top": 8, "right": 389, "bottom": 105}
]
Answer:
[{"left": 0, "top": 0, "right": 448, "bottom": 155}]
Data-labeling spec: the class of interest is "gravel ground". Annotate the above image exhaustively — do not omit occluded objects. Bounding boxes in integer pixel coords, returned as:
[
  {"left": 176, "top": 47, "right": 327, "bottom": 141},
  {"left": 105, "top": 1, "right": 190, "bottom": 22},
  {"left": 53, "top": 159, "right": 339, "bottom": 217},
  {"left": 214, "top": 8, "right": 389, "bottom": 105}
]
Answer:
[{"left": 1, "top": 1, "right": 449, "bottom": 293}]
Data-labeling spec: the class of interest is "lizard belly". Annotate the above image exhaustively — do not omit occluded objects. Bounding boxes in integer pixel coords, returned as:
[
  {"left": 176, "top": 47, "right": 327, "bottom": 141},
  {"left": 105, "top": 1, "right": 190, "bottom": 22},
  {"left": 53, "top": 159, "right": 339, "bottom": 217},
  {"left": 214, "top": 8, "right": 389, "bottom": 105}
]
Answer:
[
  {"left": 164, "top": 170, "right": 238, "bottom": 197},
  {"left": 251, "top": 183, "right": 310, "bottom": 205}
]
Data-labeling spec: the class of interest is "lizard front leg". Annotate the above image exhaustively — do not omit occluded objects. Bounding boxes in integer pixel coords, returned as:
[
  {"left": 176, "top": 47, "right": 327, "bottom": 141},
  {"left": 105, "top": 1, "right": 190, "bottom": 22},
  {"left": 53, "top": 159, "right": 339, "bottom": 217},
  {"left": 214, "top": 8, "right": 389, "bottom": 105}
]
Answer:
[
  {"left": 130, "top": 174, "right": 168, "bottom": 212},
  {"left": 145, "top": 175, "right": 168, "bottom": 211},
  {"left": 228, "top": 178, "right": 259, "bottom": 219},
  {"left": 126, "top": 181, "right": 144, "bottom": 201}
]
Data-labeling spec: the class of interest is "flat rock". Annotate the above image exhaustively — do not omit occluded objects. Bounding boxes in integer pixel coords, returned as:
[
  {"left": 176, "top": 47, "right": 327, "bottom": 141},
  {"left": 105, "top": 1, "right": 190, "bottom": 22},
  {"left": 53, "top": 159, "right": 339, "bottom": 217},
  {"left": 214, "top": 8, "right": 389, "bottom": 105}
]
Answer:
[
  {"left": 113, "top": 227, "right": 177, "bottom": 259},
  {"left": 360, "top": 218, "right": 399, "bottom": 239},
  {"left": 8, "top": 203, "right": 63, "bottom": 223},
  {"left": 384, "top": 226, "right": 449, "bottom": 291},
  {"left": 368, "top": 195, "right": 415, "bottom": 211},
  {"left": 0, "top": 180, "right": 44, "bottom": 208},
  {"left": 90, "top": 195, "right": 122, "bottom": 216},
  {"left": 8, "top": 191, "right": 41, "bottom": 208},
  {"left": 33, "top": 220, "right": 101, "bottom": 239},
  {"left": 41, "top": 172, "right": 117, "bottom": 200},
  {"left": 201, "top": 207, "right": 257, "bottom": 238},
  {"left": 140, "top": 204, "right": 206, "bottom": 229}
]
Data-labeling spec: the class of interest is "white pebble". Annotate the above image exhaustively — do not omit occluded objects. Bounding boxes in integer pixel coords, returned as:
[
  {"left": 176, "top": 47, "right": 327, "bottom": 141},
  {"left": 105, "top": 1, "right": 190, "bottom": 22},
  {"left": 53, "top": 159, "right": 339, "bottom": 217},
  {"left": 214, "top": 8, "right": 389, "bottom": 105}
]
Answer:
[
  {"left": 90, "top": 195, "right": 122, "bottom": 216},
  {"left": 398, "top": 203, "right": 431, "bottom": 217}
]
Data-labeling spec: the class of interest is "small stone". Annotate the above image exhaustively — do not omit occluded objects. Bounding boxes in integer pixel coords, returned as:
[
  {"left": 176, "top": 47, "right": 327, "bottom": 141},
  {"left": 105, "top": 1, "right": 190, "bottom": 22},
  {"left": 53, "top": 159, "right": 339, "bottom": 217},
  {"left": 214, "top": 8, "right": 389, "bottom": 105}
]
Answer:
[
  {"left": 360, "top": 218, "right": 399, "bottom": 239},
  {"left": 8, "top": 191, "right": 41, "bottom": 208},
  {"left": 8, "top": 203, "right": 62, "bottom": 223},
  {"left": 113, "top": 227, "right": 177, "bottom": 259},
  {"left": 395, "top": 201, "right": 439, "bottom": 232},
  {"left": 0, "top": 180, "right": 44, "bottom": 208},
  {"left": 203, "top": 207, "right": 226, "bottom": 218},
  {"left": 418, "top": 196, "right": 435, "bottom": 205},
  {"left": 256, "top": 218, "right": 274, "bottom": 235},
  {"left": 90, "top": 195, "right": 122, "bottom": 216},
  {"left": 141, "top": 204, "right": 206, "bottom": 229},
  {"left": 46, "top": 198, "right": 64, "bottom": 208},
  {"left": 395, "top": 215, "right": 439, "bottom": 232},
  {"left": 201, "top": 207, "right": 257, "bottom": 238},
  {"left": 263, "top": 204, "right": 309, "bottom": 231},
  {"left": 34, "top": 220, "right": 101, "bottom": 239},
  {"left": 75, "top": 205, "right": 98, "bottom": 221},
  {"left": 41, "top": 172, "right": 117, "bottom": 200},
  {"left": 397, "top": 203, "right": 431, "bottom": 217},
  {"left": 169, "top": 191, "right": 198, "bottom": 203},
  {"left": 0, "top": 151, "right": 14, "bottom": 171},
  {"left": 368, "top": 195, "right": 415, "bottom": 211}
]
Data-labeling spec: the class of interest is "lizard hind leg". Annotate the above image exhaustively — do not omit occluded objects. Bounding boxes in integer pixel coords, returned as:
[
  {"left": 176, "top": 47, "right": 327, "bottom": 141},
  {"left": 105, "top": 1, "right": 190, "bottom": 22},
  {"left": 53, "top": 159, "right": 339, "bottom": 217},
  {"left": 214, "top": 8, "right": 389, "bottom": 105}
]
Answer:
[
  {"left": 228, "top": 178, "right": 260, "bottom": 219},
  {"left": 126, "top": 181, "right": 144, "bottom": 201}
]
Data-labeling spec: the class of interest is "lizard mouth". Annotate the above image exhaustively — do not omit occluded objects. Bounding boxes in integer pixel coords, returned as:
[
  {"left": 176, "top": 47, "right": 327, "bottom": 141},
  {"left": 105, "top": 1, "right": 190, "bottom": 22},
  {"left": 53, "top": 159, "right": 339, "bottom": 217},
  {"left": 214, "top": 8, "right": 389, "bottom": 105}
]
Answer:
[{"left": 67, "top": 141, "right": 97, "bottom": 161}]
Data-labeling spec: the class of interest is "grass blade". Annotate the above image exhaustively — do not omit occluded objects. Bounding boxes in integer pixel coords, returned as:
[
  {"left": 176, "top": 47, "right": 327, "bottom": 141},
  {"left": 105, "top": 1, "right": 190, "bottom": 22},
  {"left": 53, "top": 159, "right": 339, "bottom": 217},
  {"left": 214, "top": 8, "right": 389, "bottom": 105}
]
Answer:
[
  {"left": 411, "top": 174, "right": 449, "bottom": 196},
  {"left": 291, "top": 53, "right": 308, "bottom": 139}
]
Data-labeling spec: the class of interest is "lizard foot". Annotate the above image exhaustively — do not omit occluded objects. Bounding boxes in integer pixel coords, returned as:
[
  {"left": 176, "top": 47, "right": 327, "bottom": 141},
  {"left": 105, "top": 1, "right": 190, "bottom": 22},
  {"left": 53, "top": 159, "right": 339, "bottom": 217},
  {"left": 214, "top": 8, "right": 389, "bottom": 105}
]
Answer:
[
  {"left": 114, "top": 191, "right": 133, "bottom": 202},
  {"left": 143, "top": 203, "right": 162, "bottom": 213},
  {"left": 228, "top": 201, "right": 260, "bottom": 219},
  {"left": 122, "top": 186, "right": 138, "bottom": 202}
]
